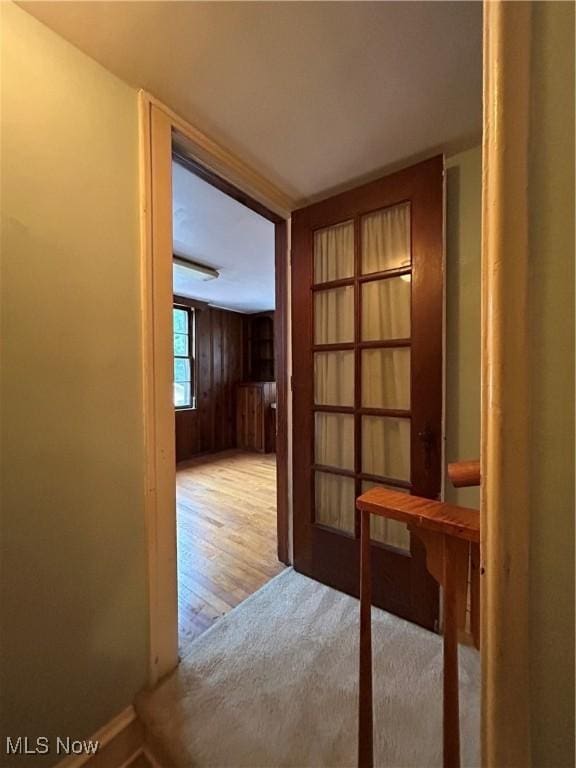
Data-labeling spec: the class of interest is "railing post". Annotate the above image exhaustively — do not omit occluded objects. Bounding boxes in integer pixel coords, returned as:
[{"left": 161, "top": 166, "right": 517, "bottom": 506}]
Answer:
[
  {"left": 358, "top": 509, "right": 374, "bottom": 768},
  {"left": 443, "top": 535, "right": 461, "bottom": 768}
]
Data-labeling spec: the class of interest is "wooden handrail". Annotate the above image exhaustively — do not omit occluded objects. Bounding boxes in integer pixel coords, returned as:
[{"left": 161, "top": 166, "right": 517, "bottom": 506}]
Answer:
[
  {"left": 356, "top": 488, "right": 480, "bottom": 768},
  {"left": 447, "top": 459, "right": 481, "bottom": 488},
  {"left": 357, "top": 487, "right": 480, "bottom": 543}
]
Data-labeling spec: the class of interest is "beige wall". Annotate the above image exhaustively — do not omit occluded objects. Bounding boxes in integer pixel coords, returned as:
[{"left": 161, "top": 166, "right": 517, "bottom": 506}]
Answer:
[
  {"left": 0, "top": 3, "right": 147, "bottom": 763},
  {"left": 445, "top": 147, "right": 482, "bottom": 508},
  {"left": 528, "top": 3, "right": 575, "bottom": 765}
]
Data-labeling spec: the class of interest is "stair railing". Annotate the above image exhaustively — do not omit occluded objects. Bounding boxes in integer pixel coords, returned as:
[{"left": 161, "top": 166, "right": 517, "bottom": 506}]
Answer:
[{"left": 356, "top": 459, "right": 481, "bottom": 768}]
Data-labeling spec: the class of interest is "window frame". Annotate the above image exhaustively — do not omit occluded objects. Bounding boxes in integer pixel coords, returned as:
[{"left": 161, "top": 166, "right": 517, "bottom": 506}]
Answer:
[{"left": 173, "top": 302, "right": 197, "bottom": 410}]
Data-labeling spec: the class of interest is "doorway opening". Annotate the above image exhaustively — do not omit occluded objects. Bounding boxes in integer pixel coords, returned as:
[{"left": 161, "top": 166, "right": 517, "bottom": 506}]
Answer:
[{"left": 170, "top": 145, "right": 289, "bottom": 655}]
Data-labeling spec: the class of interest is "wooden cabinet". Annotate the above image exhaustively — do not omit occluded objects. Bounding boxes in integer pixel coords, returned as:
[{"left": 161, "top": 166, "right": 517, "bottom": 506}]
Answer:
[
  {"left": 236, "top": 382, "right": 276, "bottom": 453},
  {"left": 246, "top": 313, "right": 275, "bottom": 382}
]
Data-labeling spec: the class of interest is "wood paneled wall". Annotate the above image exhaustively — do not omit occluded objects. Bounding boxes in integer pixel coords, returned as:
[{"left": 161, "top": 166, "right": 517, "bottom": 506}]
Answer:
[{"left": 175, "top": 306, "right": 245, "bottom": 462}]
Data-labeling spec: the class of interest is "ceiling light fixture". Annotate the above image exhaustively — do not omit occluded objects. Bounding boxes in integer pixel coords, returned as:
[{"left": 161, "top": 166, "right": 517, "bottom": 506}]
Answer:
[{"left": 173, "top": 255, "right": 219, "bottom": 281}]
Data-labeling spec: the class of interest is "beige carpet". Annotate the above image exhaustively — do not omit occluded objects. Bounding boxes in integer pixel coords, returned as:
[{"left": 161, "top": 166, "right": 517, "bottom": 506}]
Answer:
[{"left": 137, "top": 569, "right": 480, "bottom": 767}]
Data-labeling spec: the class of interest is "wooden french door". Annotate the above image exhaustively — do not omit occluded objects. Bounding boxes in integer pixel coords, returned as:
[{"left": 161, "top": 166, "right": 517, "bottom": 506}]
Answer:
[{"left": 291, "top": 156, "right": 443, "bottom": 630}]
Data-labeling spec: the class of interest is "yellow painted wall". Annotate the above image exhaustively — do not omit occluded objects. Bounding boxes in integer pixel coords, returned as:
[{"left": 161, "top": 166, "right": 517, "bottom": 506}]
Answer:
[
  {"left": 528, "top": 3, "right": 575, "bottom": 765},
  {"left": 0, "top": 3, "right": 147, "bottom": 763},
  {"left": 445, "top": 147, "right": 482, "bottom": 508}
]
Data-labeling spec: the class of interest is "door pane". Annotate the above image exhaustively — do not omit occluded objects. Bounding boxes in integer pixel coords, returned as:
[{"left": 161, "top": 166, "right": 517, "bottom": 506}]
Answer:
[
  {"left": 362, "top": 480, "right": 410, "bottom": 550},
  {"left": 315, "top": 412, "right": 354, "bottom": 470},
  {"left": 361, "top": 203, "right": 411, "bottom": 274},
  {"left": 315, "top": 471, "right": 355, "bottom": 534},
  {"left": 361, "top": 276, "right": 411, "bottom": 341},
  {"left": 315, "top": 286, "right": 354, "bottom": 344},
  {"left": 314, "top": 220, "right": 354, "bottom": 283},
  {"left": 362, "top": 348, "right": 410, "bottom": 410},
  {"left": 314, "top": 351, "right": 355, "bottom": 407},
  {"left": 362, "top": 415, "right": 410, "bottom": 481}
]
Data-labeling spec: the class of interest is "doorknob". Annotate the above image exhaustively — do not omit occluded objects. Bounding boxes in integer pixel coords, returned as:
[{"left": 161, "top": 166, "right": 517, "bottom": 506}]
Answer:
[{"left": 417, "top": 425, "right": 435, "bottom": 470}]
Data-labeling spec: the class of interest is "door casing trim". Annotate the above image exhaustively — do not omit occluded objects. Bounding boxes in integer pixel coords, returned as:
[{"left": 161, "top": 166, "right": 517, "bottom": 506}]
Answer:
[
  {"left": 481, "top": 3, "right": 532, "bottom": 765},
  {"left": 139, "top": 91, "right": 294, "bottom": 684}
]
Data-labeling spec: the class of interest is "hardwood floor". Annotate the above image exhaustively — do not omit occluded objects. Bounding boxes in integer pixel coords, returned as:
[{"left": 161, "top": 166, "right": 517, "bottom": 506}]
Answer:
[{"left": 177, "top": 449, "right": 285, "bottom": 652}]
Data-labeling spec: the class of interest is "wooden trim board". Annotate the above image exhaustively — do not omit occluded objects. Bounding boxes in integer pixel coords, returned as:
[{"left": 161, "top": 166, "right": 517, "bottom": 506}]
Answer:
[
  {"left": 138, "top": 92, "right": 167, "bottom": 686},
  {"left": 481, "top": 2, "right": 532, "bottom": 765},
  {"left": 275, "top": 219, "right": 289, "bottom": 563},
  {"left": 147, "top": 91, "right": 296, "bottom": 217},
  {"left": 56, "top": 707, "right": 144, "bottom": 768},
  {"left": 141, "top": 96, "right": 180, "bottom": 683},
  {"left": 172, "top": 149, "right": 284, "bottom": 225},
  {"left": 139, "top": 91, "right": 292, "bottom": 683}
]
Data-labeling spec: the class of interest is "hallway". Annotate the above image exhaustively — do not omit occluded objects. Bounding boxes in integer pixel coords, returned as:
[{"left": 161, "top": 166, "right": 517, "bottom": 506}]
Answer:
[
  {"left": 139, "top": 570, "right": 480, "bottom": 767},
  {"left": 177, "top": 450, "right": 284, "bottom": 653}
]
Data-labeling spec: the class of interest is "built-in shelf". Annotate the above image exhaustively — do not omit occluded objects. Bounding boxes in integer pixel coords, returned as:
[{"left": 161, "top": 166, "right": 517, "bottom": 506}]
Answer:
[{"left": 247, "top": 313, "right": 275, "bottom": 382}]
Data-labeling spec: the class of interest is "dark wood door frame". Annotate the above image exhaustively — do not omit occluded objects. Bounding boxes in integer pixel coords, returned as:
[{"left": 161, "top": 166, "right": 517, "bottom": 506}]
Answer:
[{"left": 172, "top": 150, "right": 290, "bottom": 565}]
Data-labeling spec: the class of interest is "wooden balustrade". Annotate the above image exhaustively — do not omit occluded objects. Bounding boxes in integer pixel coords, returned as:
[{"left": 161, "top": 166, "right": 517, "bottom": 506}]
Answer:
[{"left": 356, "top": 462, "right": 481, "bottom": 768}]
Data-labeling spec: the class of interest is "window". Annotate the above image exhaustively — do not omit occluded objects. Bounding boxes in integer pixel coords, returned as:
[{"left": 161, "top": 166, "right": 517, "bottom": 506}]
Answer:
[{"left": 173, "top": 305, "right": 196, "bottom": 408}]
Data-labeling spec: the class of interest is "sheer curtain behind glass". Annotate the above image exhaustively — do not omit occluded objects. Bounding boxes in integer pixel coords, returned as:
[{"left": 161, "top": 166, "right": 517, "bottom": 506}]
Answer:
[
  {"left": 314, "top": 220, "right": 354, "bottom": 282},
  {"left": 361, "top": 204, "right": 412, "bottom": 549},
  {"left": 315, "top": 351, "right": 354, "bottom": 407},
  {"left": 363, "top": 481, "right": 410, "bottom": 550},
  {"left": 316, "top": 473, "right": 355, "bottom": 534},
  {"left": 315, "top": 287, "right": 354, "bottom": 344},
  {"left": 362, "top": 276, "right": 411, "bottom": 341},
  {"left": 313, "top": 206, "right": 413, "bottom": 545},
  {"left": 362, "top": 348, "right": 410, "bottom": 410},
  {"left": 362, "top": 203, "right": 411, "bottom": 274},
  {"left": 314, "top": 221, "right": 355, "bottom": 533}
]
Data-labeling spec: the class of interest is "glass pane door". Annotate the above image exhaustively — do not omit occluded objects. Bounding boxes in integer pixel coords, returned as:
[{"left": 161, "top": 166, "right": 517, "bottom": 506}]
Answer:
[
  {"left": 312, "top": 205, "right": 413, "bottom": 550},
  {"left": 291, "top": 154, "right": 443, "bottom": 631}
]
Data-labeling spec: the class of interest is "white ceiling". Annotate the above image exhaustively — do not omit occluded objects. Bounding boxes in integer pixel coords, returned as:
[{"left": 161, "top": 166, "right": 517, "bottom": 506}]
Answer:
[
  {"left": 19, "top": 1, "right": 482, "bottom": 202},
  {"left": 172, "top": 161, "right": 275, "bottom": 313}
]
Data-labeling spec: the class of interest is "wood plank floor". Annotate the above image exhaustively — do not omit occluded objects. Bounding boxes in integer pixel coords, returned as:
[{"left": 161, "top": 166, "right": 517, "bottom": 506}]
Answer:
[{"left": 177, "top": 449, "right": 285, "bottom": 653}]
